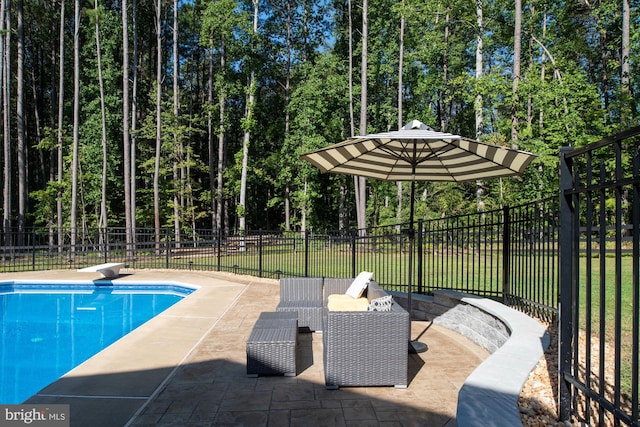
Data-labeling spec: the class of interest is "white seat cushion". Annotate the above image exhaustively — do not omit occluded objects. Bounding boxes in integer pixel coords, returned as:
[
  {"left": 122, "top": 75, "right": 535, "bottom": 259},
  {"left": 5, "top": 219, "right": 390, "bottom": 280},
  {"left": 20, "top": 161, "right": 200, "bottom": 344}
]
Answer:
[{"left": 327, "top": 294, "right": 369, "bottom": 311}]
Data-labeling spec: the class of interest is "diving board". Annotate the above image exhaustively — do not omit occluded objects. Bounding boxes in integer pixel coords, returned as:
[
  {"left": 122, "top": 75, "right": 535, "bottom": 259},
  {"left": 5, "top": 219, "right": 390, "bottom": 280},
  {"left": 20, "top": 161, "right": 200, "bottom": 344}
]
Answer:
[{"left": 77, "top": 262, "right": 125, "bottom": 279}]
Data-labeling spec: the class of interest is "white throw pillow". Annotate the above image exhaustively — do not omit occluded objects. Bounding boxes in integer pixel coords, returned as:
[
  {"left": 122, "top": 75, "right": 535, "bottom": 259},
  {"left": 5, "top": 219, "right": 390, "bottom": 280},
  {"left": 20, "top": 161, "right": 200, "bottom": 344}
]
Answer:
[
  {"left": 345, "top": 271, "right": 373, "bottom": 299},
  {"left": 368, "top": 295, "right": 393, "bottom": 312}
]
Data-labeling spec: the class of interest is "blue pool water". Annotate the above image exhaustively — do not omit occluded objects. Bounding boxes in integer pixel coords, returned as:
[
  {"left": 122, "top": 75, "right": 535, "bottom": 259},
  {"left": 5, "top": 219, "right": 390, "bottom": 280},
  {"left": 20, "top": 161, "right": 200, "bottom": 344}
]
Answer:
[{"left": 0, "top": 282, "right": 194, "bottom": 403}]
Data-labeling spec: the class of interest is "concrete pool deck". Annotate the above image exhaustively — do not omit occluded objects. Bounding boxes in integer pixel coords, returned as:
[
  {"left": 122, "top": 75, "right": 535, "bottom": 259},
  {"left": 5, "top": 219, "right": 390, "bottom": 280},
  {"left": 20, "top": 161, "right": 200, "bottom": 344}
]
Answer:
[{"left": 2, "top": 269, "right": 490, "bottom": 426}]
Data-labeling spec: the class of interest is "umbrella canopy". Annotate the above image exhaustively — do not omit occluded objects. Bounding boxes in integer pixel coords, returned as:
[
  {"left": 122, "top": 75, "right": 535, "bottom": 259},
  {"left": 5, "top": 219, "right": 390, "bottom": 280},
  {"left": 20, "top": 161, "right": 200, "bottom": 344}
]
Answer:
[
  {"left": 301, "top": 120, "right": 537, "bottom": 353},
  {"left": 301, "top": 120, "right": 536, "bottom": 183}
]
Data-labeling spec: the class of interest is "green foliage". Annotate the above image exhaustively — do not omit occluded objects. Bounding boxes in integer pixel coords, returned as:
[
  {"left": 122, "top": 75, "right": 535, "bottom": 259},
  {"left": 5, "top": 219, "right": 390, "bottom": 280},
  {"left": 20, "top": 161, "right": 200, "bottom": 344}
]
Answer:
[
  {"left": 280, "top": 52, "right": 350, "bottom": 230},
  {"left": 8, "top": 0, "right": 640, "bottom": 234},
  {"left": 31, "top": 181, "right": 65, "bottom": 227}
]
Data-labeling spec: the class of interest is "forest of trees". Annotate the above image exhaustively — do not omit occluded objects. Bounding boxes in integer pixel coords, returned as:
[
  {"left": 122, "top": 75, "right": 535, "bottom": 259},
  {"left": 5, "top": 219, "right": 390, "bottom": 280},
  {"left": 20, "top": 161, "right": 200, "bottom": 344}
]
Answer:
[{"left": 0, "top": 0, "right": 637, "bottom": 242}]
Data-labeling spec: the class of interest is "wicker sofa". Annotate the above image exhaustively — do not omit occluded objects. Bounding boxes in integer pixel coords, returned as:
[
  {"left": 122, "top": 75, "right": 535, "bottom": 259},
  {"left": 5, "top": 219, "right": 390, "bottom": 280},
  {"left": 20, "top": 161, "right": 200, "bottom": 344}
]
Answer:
[
  {"left": 322, "top": 279, "right": 409, "bottom": 389},
  {"left": 276, "top": 277, "right": 409, "bottom": 389},
  {"left": 276, "top": 278, "right": 324, "bottom": 332}
]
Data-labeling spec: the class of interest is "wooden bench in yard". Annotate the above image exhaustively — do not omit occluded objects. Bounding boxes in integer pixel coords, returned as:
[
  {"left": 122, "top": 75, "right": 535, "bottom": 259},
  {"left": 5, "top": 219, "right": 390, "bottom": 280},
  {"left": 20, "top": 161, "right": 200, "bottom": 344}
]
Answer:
[{"left": 77, "top": 262, "right": 125, "bottom": 279}]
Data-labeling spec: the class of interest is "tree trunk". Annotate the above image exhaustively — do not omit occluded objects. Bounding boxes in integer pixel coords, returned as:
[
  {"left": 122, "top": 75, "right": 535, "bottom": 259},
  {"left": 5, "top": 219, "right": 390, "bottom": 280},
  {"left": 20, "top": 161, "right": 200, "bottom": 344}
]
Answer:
[
  {"left": 239, "top": 80, "right": 253, "bottom": 234},
  {"left": 475, "top": 0, "right": 483, "bottom": 137},
  {"left": 531, "top": 35, "right": 569, "bottom": 133},
  {"left": 70, "top": 0, "right": 80, "bottom": 258},
  {"left": 173, "top": 0, "right": 181, "bottom": 246},
  {"left": 539, "top": 8, "right": 547, "bottom": 133},
  {"left": 621, "top": 0, "right": 630, "bottom": 123},
  {"left": 56, "top": 0, "right": 65, "bottom": 251},
  {"left": 348, "top": 0, "right": 354, "bottom": 138},
  {"left": 526, "top": 3, "right": 535, "bottom": 130},
  {"left": 153, "top": 0, "right": 162, "bottom": 250},
  {"left": 621, "top": 0, "right": 630, "bottom": 89},
  {"left": 131, "top": 0, "right": 138, "bottom": 241},
  {"left": 599, "top": 16, "right": 610, "bottom": 121},
  {"left": 122, "top": 0, "right": 132, "bottom": 255},
  {"left": 208, "top": 39, "right": 215, "bottom": 229},
  {"left": 284, "top": 0, "right": 292, "bottom": 231},
  {"left": 95, "top": 0, "right": 108, "bottom": 233},
  {"left": 440, "top": 10, "right": 450, "bottom": 132},
  {"left": 216, "top": 38, "right": 226, "bottom": 233},
  {"left": 345, "top": 0, "right": 354, "bottom": 232},
  {"left": 511, "top": 0, "right": 522, "bottom": 144},
  {"left": 239, "top": 0, "right": 259, "bottom": 235},
  {"left": 396, "top": 0, "right": 404, "bottom": 230},
  {"left": 29, "top": 67, "right": 44, "bottom": 203},
  {"left": 397, "top": 1, "right": 404, "bottom": 129},
  {"left": 16, "top": 0, "right": 25, "bottom": 240},
  {"left": 339, "top": 182, "right": 348, "bottom": 230},
  {"left": 475, "top": 0, "right": 484, "bottom": 214},
  {"left": 2, "top": 0, "right": 11, "bottom": 246},
  {"left": 356, "top": 0, "right": 368, "bottom": 233}
]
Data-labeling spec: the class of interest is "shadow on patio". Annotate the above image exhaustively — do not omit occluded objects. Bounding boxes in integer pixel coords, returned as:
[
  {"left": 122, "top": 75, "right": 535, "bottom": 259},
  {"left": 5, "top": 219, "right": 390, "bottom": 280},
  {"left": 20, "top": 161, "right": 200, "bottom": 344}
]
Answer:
[{"left": 23, "top": 274, "right": 489, "bottom": 426}]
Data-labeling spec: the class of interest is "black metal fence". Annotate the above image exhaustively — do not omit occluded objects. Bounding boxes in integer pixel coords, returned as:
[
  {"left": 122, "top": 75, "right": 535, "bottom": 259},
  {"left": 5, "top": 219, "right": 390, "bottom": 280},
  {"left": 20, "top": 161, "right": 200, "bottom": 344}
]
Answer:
[
  {"left": 1, "top": 197, "right": 560, "bottom": 321},
  {"left": 559, "top": 126, "right": 640, "bottom": 426}
]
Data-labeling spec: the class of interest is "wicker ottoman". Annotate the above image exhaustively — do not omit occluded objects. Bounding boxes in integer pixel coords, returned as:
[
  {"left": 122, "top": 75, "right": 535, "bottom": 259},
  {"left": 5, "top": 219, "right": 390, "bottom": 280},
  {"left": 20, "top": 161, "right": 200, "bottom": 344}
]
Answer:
[{"left": 246, "top": 311, "right": 298, "bottom": 377}]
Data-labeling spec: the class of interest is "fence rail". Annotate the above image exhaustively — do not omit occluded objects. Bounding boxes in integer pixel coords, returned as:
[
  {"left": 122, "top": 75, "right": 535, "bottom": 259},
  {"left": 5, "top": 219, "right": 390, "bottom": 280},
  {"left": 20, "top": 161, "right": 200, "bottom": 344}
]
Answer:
[{"left": 1, "top": 198, "right": 560, "bottom": 321}]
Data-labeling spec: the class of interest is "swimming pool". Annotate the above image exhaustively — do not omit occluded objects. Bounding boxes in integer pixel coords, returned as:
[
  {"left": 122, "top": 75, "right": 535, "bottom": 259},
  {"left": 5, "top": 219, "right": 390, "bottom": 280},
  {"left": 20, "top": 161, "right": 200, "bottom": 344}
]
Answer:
[{"left": 0, "top": 281, "right": 194, "bottom": 404}]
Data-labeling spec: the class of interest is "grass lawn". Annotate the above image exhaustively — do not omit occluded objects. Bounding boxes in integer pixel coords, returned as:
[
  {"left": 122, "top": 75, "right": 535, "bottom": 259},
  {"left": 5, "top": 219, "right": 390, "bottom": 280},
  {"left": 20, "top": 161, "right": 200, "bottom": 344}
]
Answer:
[{"left": 2, "top": 245, "right": 634, "bottom": 409}]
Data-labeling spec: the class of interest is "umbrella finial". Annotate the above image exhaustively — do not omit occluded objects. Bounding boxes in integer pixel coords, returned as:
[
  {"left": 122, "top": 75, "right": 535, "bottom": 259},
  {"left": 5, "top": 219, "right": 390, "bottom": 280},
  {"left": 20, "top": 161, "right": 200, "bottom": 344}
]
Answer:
[{"left": 403, "top": 120, "right": 432, "bottom": 131}]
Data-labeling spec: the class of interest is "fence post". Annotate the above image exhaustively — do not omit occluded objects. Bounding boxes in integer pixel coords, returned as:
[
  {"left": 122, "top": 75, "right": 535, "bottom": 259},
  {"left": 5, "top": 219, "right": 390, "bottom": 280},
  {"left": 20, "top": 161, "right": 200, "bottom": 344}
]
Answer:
[
  {"left": 165, "top": 228, "right": 170, "bottom": 269},
  {"left": 417, "top": 219, "right": 423, "bottom": 295},
  {"left": 632, "top": 149, "right": 640, "bottom": 423},
  {"left": 258, "top": 231, "right": 263, "bottom": 278},
  {"left": 31, "top": 231, "right": 35, "bottom": 270},
  {"left": 216, "top": 229, "right": 221, "bottom": 272},
  {"left": 558, "top": 146, "right": 575, "bottom": 422},
  {"left": 351, "top": 230, "right": 356, "bottom": 278},
  {"left": 104, "top": 228, "right": 108, "bottom": 263},
  {"left": 502, "top": 206, "right": 511, "bottom": 303},
  {"left": 304, "top": 230, "right": 309, "bottom": 277}
]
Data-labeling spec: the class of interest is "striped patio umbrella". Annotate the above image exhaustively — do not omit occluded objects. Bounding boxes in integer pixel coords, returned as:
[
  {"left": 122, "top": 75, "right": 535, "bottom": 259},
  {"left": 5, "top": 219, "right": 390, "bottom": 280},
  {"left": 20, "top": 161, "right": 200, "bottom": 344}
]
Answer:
[
  {"left": 301, "top": 120, "right": 537, "bottom": 351},
  {"left": 301, "top": 119, "right": 536, "bottom": 225}
]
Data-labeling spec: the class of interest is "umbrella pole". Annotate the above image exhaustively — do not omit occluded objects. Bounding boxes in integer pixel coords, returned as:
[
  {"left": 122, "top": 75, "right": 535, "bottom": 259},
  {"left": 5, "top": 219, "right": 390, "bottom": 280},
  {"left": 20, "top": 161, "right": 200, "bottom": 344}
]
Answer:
[{"left": 408, "top": 179, "right": 427, "bottom": 353}]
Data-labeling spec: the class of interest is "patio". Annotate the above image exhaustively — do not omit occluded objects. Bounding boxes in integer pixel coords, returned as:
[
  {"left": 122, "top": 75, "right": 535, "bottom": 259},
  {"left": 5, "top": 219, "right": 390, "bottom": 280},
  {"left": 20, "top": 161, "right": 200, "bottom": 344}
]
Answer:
[{"left": 6, "top": 269, "right": 492, "bottom": 426}]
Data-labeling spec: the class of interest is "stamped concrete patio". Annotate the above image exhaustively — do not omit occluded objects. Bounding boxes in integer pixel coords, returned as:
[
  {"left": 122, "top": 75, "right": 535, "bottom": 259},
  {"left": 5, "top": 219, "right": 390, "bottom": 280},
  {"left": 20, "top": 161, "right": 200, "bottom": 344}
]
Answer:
[{"left": 4, "top": 270, "right": 490, "bottom": 426}]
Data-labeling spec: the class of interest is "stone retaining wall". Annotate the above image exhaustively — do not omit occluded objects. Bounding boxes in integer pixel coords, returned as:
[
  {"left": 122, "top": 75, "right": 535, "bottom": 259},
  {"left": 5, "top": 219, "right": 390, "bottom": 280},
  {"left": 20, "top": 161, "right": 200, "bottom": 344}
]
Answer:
[{"left": 390, "top": 289, "right": 550, "bottom": 427}]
